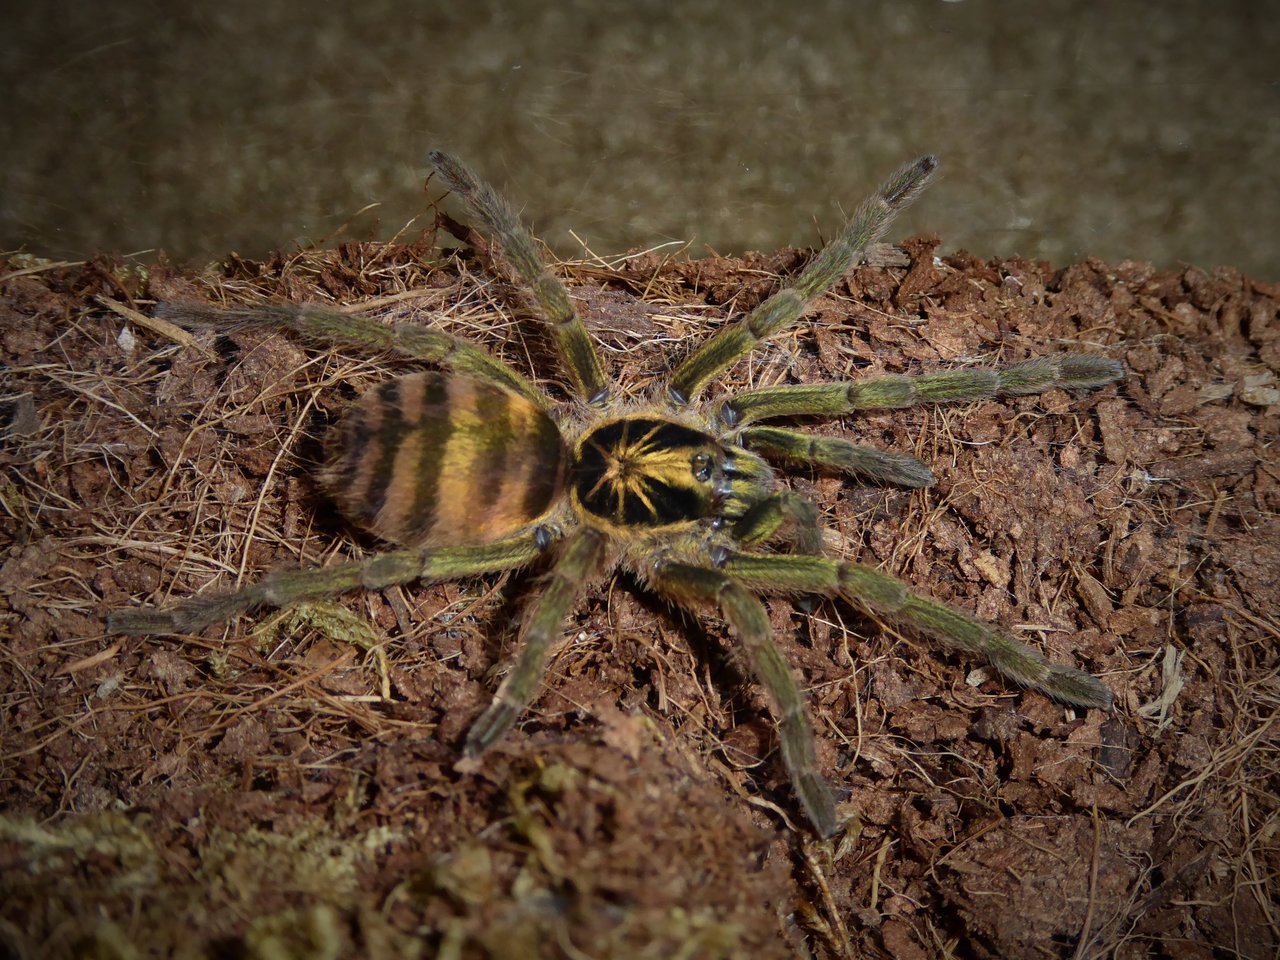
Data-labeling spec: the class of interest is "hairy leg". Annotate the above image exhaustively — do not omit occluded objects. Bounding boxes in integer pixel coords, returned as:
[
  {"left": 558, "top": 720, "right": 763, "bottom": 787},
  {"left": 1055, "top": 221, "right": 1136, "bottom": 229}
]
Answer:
[
  {"left": 648, "top": 559, "right": 839, "bottom": 838},
  {"left": 154, "top": 301, "right": 546, "bottom": 406},
  {"left": 739, "top": 425, "right": 935, "bottom": 488},
  {"left": 430, "top": 151, "right": 609, "bottom": 405},
  {"left": 464, "top": 527, "right": 607, "bottom": 755},
  {"left": 730, "top": 490, "right": 823, "bottom": 554},
  {"left": 109, "top": 526, "right": 557, "bottom": 636},
  {"left": 721, "top": 355, "right": 1124, "bottom": 426},
  {"left": 716, "top": 551, "right": 1113, "bottom": 709},
  {"left": 667, "top": 155, "right": 938, "bottom": 405}
]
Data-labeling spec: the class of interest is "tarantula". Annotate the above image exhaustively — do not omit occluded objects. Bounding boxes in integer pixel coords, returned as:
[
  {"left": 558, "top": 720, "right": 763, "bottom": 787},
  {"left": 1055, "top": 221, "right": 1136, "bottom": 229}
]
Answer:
[{"left": 110, "top": 151, "right": 1121, "bottom": 837}]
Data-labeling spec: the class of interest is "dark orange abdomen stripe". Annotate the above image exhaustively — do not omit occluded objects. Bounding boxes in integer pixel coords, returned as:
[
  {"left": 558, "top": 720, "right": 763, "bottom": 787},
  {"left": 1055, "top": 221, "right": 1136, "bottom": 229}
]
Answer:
[{"left": 324, "top": 371, "right": 566, "bottom": 547}]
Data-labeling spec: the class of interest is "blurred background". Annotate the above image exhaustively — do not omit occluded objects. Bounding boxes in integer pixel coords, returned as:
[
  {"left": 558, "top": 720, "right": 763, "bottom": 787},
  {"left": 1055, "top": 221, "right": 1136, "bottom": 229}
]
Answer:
[{"left": 3, "top": 0, "right": 1277, "bottom": 278}]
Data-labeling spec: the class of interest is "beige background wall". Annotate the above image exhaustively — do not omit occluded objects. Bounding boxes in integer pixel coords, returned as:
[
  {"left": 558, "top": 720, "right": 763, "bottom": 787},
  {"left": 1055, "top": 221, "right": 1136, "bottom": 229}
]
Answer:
[{"left": 3, "top": 0, "right": 1276, "bottom": 278}]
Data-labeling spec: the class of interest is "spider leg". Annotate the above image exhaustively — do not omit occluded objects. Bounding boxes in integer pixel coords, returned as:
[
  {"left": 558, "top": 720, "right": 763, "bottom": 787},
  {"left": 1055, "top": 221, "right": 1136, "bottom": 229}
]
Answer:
[
  {"left": 716, "top": 551, "right": 1113, "bottom": 709},
  {"left": 108, "top": 526, "right": 557, "bottom": 636},
  {"left": 667, "top": 155, "right": 938, "bottom": 405},
  {"left": 465, "top": 527, "right": 607, "bottom": 756},
  {"left": 153, "top": 301, "right": 546, "bottom": 406},
  {"left": 429, "top": 151, "right": 609, "bottom": 406},
  {"left": 720, "top": 354, "right": 1125, "bottom": 427},
  {"left": 648, "top": 559, "right": 839, "bottom": 838},
  {"left": 730, "top": 490, "right": 823, "bottom": 554},
  {"left": 740, "top": 425, "right": 935, "bottom": 488}
]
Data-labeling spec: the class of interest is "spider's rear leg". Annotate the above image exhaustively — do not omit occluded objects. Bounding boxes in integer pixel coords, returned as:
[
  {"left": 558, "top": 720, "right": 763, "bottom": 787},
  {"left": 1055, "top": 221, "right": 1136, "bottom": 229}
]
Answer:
[
  {"left": 108, "top": 528, "right": 555, "bottom": 636},
  {"left": 429, "top": 151, "right": 609, "bottom": 405},
  {"left": 648, "top": 559, "right": 839, "bottom": 838},
  {"left": 464, "top": 527, "right": 606, "bottom": 756},
  {"left": 153, "top": 301, "right": 545, "bottom": 406},
  {"left": 717, "top": 551, "right": 1114, "bottom": 709}
]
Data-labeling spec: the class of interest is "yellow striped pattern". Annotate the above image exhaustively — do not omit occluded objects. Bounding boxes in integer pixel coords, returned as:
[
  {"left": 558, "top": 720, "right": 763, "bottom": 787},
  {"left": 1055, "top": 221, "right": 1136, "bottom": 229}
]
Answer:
[{"left": 324, "top": 371, "right": 567, "bottom": 548}]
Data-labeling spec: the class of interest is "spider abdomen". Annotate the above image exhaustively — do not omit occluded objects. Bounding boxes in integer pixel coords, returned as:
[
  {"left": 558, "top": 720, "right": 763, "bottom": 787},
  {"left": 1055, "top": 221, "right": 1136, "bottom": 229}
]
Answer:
[{"left": 324, "top": 371, "right": 567, "bottom": 547}]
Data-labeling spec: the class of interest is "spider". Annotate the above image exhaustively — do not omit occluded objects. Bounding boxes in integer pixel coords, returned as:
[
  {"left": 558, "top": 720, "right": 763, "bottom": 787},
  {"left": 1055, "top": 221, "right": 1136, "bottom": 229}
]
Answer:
[{"left": 110, "top": 151, "right": 1121, "bottom": 837}]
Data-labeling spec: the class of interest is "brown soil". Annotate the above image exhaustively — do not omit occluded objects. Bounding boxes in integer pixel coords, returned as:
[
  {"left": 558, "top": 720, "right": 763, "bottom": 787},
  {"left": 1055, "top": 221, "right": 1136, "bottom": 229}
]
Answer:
[{"left": 1, "top": 222, "right": 1277, "bottom": 958}]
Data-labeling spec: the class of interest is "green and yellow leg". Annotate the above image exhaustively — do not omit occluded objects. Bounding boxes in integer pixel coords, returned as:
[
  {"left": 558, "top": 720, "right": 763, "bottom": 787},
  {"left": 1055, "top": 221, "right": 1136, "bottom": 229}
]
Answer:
[
  {"left": 740, "top": 425, "right": 936, "bottom": 488},
  {"left": 430, "top": 151, "right": 609, "bottom": 405},
  {"left": 667, "top": 155, "right": 939, "bottom": 405},
  {"left": 730, "top": 490, "right": 823, "bottom": 554},
  {"left": 109, "top": 526, "right": 558, "bottom": 636},
  {"left": 716, "top": 551, "right": 1113, "bottom": 709},
  {"left": 721, "top": 355, "right": 1125, "bottom": 426},
  {"left": 154, "top": 301, "right": 546, "bottom": 406},
  {"left": 464, "top": 527, "right": 607, "bottom": 755},
  {"left": 648, "top": 559, "right": 839, "bottom": 838}
]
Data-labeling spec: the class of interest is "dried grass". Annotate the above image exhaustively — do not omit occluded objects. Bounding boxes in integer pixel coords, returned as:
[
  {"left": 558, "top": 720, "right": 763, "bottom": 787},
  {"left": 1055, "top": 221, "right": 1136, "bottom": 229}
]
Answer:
[{"left": 1, "top": 226, "right": 1277, "bottom": 957}]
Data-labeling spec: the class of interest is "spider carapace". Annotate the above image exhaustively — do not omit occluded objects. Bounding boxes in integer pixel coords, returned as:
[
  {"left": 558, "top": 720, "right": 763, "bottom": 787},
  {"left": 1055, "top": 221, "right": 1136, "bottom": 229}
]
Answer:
[
  {"left": 571, "top": 415, "right": 771, "bottom": 531},
  {"left": 111, "top": 150, "right": 1123, "bottom": 838}
]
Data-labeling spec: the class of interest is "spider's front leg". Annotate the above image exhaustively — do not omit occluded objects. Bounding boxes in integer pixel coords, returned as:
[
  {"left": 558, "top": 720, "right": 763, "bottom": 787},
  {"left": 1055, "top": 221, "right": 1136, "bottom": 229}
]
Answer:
[
  {"left": 667, "top": 154, "right": 939, "bottom": 404},
  {"left": 724, "top": 354, "right": 1124, "bottom": 488},
  {"left": 718, "top": 552, "right": 1113, "bottom": 708},
  {"left": 108, "top": 528, "right": 555, "bottom": 636},
  {"left": 722, "top": 354, "right": 1125, "bottom": 427},
  {"left": 647, "top": 559, "right": 840, "bottom": 838}
]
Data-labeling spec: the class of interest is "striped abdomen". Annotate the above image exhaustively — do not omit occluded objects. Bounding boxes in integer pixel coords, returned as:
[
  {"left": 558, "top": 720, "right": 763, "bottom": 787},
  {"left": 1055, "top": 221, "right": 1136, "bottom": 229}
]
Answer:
[{"left": 325, "top": 372, "right": 567, "bottom": 547}]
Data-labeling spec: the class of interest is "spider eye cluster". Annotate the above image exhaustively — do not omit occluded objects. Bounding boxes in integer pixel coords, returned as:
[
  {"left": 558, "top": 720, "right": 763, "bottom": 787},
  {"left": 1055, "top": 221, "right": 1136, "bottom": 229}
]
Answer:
[{"left": 691, "top": 452, "right": 714, "bottom": 482}]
